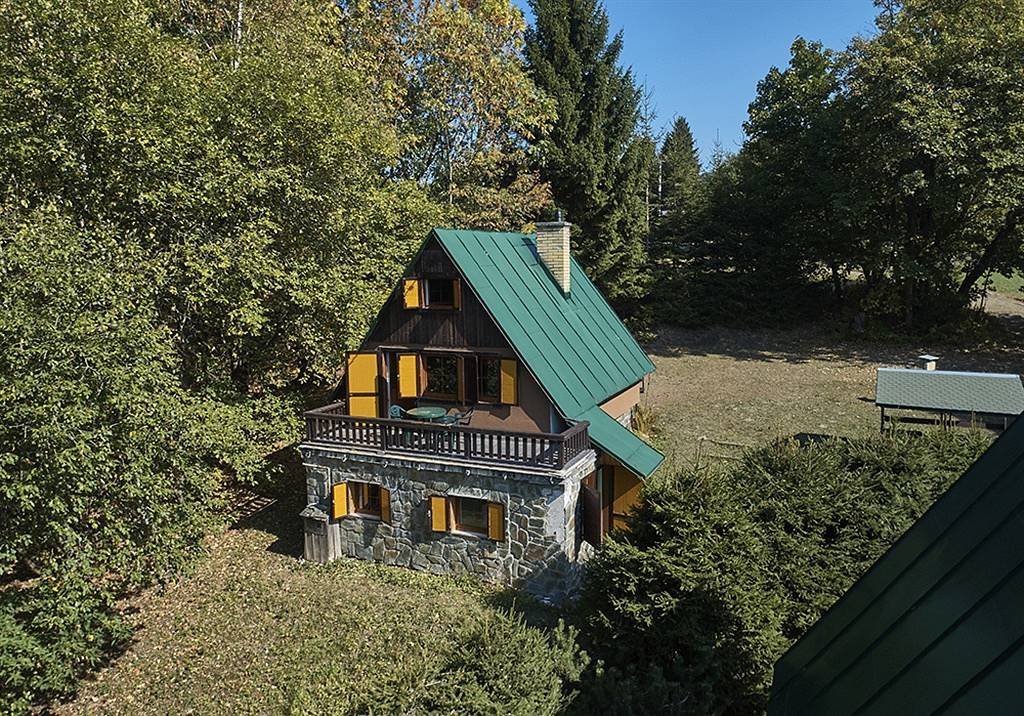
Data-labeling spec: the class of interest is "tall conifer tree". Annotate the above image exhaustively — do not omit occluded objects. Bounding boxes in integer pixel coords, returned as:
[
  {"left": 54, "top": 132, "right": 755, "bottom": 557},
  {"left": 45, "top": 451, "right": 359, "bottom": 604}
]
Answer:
[
  {"left": 652, "top": 116, "right": 702, "bottom": 267},
  {"left": 525, "top": 0, "right": 651, "bottom": 306}
]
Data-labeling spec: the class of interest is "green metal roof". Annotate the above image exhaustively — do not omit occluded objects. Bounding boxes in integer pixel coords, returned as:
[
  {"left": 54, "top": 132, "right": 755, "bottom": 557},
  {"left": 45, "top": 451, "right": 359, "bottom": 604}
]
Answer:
[
  {"left": 432, "top": 228, "right": 662, "bottom": 478},
  {"left": 769, "top": 415, "right": 1024, "bottom": 715},
  {"left": 875, "top": 367, "right": 1024, "bottom": 416},
  {"left": 576, "top": 406, "right": 664, "bottom": 479}
]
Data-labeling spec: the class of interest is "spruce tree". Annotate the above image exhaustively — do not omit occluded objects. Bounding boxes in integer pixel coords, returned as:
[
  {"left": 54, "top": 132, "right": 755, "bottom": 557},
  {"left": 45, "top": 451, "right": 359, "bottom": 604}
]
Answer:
[
  {"left": 525, "top": 0, "right": 651, "bottom": 307},
  {"left": 652, "top": 116, "right": 702, "bottom": 267}
]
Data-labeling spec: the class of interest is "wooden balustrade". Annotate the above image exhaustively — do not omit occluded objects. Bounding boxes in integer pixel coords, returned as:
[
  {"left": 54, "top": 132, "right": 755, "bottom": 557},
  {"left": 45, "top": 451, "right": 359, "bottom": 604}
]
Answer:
[{"left": 304, "top": 402, "right": 590, "bottom": 470}]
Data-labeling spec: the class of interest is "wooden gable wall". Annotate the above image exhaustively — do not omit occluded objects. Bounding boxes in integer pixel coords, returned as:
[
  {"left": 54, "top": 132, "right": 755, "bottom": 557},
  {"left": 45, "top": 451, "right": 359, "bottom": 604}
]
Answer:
[
  {"left": 360, "top": 235, "right": 559, "bottom": 434},
  {"left": 364, "top": 238, "right": 508, "bottom": 352}
]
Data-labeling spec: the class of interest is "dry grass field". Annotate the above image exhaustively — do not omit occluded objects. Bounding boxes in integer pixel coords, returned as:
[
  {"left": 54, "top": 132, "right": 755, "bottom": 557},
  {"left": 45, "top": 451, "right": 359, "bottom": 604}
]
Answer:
[{"left": 645, "top": 290, "right": 1024, "bottom": 468}]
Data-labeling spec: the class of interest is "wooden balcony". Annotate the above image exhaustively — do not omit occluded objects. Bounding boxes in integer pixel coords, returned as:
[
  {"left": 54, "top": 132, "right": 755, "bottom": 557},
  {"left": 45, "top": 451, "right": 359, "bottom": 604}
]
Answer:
[{"left": 303, "top": 402, "right": 590, "bottom": 471}]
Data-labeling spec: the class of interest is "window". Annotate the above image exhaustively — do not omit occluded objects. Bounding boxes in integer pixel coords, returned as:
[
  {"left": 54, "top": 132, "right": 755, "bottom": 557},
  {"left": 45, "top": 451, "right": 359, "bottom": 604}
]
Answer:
[
  {"left": 350, "top": 481, "right": 381, "bottom": 518},
  {"left": 478, "top": 357, "right": 501, "bottom": 402},
  {"left": 430, "top": 495, "right": 505, "bottom": 541},
  {"left": 334, "top": 481, "right": 391, "bottom": 523},
  {"left": 423, "top": 354, "right": 458, "bottom": 399},
  {"left": 425, "top": 278, "right": 456, "bottom": 308},
  {"left": 452, "top": 497, "right": 489, "bottom": 535}
]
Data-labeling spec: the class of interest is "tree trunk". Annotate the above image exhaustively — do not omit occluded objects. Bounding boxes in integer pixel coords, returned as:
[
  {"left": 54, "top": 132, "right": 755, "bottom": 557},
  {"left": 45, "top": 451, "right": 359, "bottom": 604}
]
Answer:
[{"left": 958, "top": 207, "right": 1024, "bottom": 297}]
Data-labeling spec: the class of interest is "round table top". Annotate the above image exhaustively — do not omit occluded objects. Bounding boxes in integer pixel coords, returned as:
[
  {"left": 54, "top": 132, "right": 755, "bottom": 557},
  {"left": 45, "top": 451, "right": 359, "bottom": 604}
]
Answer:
[{"left": 406, "top": 406, "right": 448, "bottom": 420}]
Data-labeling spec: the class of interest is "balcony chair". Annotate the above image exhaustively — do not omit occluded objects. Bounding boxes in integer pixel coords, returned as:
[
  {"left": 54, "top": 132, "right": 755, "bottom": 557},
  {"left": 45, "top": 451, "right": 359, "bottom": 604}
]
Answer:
[
  {"left": 437, "top": 406, "right": 474, "bottom": 426},
  {"left": 388, "top": 405, "right": 408, "bottom": 420}
]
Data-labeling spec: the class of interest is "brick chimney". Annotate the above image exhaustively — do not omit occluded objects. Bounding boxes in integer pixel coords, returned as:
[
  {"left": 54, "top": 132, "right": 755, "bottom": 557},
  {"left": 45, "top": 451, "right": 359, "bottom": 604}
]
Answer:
[{"left": 535, "top": 217, "right": 571, "bottom": 296}]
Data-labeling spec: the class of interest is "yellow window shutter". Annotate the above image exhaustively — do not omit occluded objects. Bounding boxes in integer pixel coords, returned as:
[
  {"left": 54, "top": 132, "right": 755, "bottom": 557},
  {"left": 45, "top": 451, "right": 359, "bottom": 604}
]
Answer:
[
  {"left": 403, "top": 278, "right": 421, "bottom": 308},
  {"left": 347, "top": 352, "right": 379, "bottom": 418},
  {"left": 430, "top": 495, "right": 448, "bottom": 532},
  {"left": 381, "top": 487, "right": 392, "bottom": 524},
  {"left": 332, "top": 482, "right": 348, "bottom": 520},
  {"left": 456, "top": 357, "right": 466, "bottom": 403},
  {"left": 487, "top": 501, "right": 504, "bottom": 541},
  {"left": 453, "top": 279, "right": 462, "bottom": 309},
  {"left": 398, "top": 353, "right": 419, "bottom": 398},
  {"left": 500, "top": 359, "right": 517, "bottom": 404},
  {"left": 347, "top": 353, "right": 378, "bottom": 393}
]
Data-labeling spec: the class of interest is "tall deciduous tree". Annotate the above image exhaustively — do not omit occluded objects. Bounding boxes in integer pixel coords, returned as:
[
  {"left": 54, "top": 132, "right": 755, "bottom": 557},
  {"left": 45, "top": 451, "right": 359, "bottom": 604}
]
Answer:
[
  {"left": 525, "top": 0, "right": 652, "bottom": 306},
  {"left": 844, "top": 0, "right": 1024, "bottom": 326},
  {"left": 336, "top": 0, "right": 555, "bottom": 231},
  {"left": 740, "top": 38, "right": 850, "bottom": 299}
]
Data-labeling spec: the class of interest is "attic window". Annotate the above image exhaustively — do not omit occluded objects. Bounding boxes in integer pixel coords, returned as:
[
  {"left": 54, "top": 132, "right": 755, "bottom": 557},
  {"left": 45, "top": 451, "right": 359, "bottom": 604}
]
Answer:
[{"left": 424, "top": 278, "right": 460, "bottom": 309}]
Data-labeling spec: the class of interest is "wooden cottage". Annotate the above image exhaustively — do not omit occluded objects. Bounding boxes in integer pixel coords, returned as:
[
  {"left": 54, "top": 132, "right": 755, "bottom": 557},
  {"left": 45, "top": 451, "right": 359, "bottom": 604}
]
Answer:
[{"left": 299, "top": 222, "right": 663, "bottom": 599}]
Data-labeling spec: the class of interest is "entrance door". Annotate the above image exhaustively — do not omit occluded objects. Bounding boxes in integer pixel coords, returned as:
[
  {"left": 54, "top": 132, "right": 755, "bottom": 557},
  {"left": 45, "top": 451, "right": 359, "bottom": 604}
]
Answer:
[{"left": 346, "top": 352, "right": 380, "bottom": 417}]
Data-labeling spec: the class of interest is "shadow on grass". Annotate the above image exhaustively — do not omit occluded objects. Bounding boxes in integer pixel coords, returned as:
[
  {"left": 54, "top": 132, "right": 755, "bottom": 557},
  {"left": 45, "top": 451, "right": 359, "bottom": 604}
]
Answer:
[
  {"left": 647, "top": 312, "right": 1024, "bottom": 375},
  {"left": 229, "top": 443, "right": 306, "bottom": 558},
  {"left": 480, "top": 586, "right": 567, "bottom": 630}
]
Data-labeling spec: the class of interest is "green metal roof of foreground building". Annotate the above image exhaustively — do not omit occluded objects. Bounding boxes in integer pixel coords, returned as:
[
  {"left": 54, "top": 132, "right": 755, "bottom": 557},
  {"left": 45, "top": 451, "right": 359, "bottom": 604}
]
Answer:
[
  {"left": 769, "top": 415, "right": 1024, "bottom": 715},
  {"left": 432, "top": 228, "right": 663, "bottom": 479},
  {"left": 875, "top": 367, "right": 1024, "bottom": 416}
]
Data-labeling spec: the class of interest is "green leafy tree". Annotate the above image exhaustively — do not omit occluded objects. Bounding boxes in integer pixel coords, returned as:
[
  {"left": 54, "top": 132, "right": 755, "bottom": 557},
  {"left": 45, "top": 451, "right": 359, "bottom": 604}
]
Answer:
[
  {"left": 843, "top": 0, "right": 1024, "bottom": 326},
  {"left": 525, "top": 0, "right": 652, "bottom": 306},
  {"left": 336, "top": 0, "right": 555, "bottom": 231},
  {"left": 741, "top": 38, "right": 851, "bottom": 300},
  {"left": 0, "top": 0, "right": 439, "bottom": 707}
]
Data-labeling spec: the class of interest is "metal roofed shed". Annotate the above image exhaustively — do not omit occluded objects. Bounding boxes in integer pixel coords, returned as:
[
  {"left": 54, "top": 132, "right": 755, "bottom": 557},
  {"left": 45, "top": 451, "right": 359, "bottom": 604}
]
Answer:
[{"left": 875, "top": 367, "right": 1024, "bottom": 432}]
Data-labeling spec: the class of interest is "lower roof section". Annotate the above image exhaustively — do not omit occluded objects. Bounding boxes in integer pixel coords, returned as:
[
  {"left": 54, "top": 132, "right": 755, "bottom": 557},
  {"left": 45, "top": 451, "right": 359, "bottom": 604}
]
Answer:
[{"left": 576, "top": 406, "right": 664, "bottom": 479}]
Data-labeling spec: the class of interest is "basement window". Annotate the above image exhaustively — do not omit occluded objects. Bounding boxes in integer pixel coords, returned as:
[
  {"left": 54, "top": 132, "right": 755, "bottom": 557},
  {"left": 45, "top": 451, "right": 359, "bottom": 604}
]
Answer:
[
  {"left": 451, "top": 496, "right": 489, "bottom": 536},
  {"left": 350, "top": 481, "right": 381, "bottom": 518}
]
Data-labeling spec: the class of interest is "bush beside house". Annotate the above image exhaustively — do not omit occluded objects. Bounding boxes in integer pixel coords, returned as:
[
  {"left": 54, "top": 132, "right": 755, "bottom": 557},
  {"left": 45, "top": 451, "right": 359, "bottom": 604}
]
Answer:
[{"left": 573, "top": 430, "right": 991, "bottom": 714}]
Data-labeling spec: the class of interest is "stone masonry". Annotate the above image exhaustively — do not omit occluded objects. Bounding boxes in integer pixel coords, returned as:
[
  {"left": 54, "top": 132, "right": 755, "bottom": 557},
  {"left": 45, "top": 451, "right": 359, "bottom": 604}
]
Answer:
[{"left": 300, "top": 444, "right": 598, "bottom": 601}]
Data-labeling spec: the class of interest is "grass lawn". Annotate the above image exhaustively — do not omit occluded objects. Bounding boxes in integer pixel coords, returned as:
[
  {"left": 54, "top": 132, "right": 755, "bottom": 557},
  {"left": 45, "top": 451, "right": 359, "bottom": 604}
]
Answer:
[
  {"left": 61, "top": 483, "right": 552, "bottom": 715},
  {"left": 987, "top": 271, "right": 1024, "bottom": 295},
  {"left": 645, "top": 310, "right": 1024, "bottom": 468}
]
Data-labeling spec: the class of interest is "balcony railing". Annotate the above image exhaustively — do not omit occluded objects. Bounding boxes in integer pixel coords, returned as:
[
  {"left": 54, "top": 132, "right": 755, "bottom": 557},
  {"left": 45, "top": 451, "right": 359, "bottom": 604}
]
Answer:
[{"left": 303, "top": 402, "right": 590, "bottom": 471}]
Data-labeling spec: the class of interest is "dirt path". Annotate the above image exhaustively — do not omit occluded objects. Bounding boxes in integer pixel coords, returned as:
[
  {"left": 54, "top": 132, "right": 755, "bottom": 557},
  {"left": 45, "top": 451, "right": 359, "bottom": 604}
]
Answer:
[{"left": 645, "top": 296, "right": 1024, "bottom": 469}]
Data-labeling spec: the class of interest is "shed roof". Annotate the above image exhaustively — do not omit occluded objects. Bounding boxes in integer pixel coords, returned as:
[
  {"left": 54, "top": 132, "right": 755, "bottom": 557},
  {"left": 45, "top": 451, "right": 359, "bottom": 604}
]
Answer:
[
  {"left": 431, "top": 228, "right": 662, "bottom": 478},
  {"left": 875, "top": 367, "right": 1024, "bottom": 416},
  {"left": 769, "top": 415, "right": 1024, "bottom": 715}
]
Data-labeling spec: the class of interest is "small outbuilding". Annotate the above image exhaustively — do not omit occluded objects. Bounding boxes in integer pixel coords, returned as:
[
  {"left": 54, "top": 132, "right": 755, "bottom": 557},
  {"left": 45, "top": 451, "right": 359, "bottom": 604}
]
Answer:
[{"left": 875, "top": 366, "right": 1024, "bottom": 431}]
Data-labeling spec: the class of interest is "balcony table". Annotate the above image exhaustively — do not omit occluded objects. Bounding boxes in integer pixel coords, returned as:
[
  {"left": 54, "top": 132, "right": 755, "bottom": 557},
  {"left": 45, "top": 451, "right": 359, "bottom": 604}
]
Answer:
[{"left": 406, "top": 406, "right": 448, "bottom": 422}]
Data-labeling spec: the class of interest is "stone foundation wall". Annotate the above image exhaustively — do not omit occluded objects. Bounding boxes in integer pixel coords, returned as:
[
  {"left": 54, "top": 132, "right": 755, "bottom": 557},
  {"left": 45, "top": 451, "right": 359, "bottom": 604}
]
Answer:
[{"left": 300, "top": 445, "right": 597, "bottom": 600}]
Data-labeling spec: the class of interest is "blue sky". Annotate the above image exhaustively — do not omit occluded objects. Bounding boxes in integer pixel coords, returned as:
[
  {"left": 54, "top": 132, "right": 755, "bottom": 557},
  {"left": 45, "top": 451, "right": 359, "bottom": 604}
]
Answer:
[{"left": 516, "top": 0, "right": 880, "bottom": 165}]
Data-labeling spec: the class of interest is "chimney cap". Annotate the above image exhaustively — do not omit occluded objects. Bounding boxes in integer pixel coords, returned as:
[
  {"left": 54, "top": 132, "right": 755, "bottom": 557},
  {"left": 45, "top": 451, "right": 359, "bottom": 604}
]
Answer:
[{"left": 918, "top": 354, "right": 940, "bottom": 362}]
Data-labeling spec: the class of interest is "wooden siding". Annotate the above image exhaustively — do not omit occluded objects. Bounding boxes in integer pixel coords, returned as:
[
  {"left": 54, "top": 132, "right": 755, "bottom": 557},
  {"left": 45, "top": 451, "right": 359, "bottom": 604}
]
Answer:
[
  {"left": 362, "top": 236, "right": 556, "bottom": 434},
  {"left": 364, "top": 238, "right": 508, "bottom": 351},
  {"left": 600, "top": 381, "right": 642, "bottom": 424}
]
